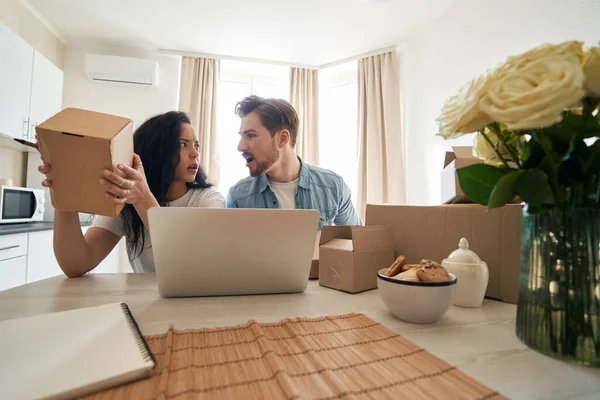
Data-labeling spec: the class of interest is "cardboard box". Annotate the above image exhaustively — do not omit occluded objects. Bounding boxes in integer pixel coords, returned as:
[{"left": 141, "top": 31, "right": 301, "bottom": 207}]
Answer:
[
  {"left": 366, "top": 204, "right": 522, "bottom": 304},
  {"left": 309, "top": 231, "right": 321, "bottom": 279},
  {"left": 36, "top": 108, "right": 134, "bottom": 216},
  {"left": 319, "top": 225, "right": 394, "bottom": 293},
  {"left": 441, "top": 146, "right": 482, "bottom": 204}
]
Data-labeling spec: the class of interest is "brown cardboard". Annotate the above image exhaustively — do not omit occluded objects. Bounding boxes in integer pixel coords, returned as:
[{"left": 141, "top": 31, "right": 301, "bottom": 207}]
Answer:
[
  {"left": 309, "top": 231, "right": 322, "bottom": 279},
  {"left": 441, "top": 146, "right": 483, "bottom": 204},
  {"left": 365, "top": 203, "right": 522, "bottom": 304},
  {"left": 36, "top": 108, "right": 134, "bottom": 216},
  {"left": 319, "top": 226, "right": 394, "bottom": 293}
]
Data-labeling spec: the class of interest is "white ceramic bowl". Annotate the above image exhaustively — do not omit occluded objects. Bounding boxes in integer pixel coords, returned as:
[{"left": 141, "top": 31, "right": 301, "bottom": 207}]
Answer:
[{"left": 377, "top": 269, "right": 457, "bottom": 324}]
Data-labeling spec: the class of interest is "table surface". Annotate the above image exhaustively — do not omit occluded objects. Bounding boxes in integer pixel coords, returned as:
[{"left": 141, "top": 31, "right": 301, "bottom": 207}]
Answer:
[{"left": 1, "top": 273, "right": 599, "bottom": 400}]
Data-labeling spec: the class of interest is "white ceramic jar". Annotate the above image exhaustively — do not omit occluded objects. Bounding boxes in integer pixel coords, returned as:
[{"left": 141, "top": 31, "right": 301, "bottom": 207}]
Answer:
[{"left": 441, "top": 238, "right": 489, "bottom": 308}]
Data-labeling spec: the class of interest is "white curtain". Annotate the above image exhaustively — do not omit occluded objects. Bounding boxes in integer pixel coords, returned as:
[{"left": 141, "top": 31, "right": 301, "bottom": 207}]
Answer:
[
  {"left": 357, "top": 51, "right": 406, "bottom": 219},
  {"left": 178, "top": 57, "right": 220, "bottom": 185},
  {"left": 290, "top": 67, "right": 319, "bottom": 165}
]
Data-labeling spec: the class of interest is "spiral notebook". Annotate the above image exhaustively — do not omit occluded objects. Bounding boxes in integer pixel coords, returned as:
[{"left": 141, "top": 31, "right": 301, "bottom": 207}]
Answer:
[{"left": 0, "top": 303, "right": 155, "bottom": 400}]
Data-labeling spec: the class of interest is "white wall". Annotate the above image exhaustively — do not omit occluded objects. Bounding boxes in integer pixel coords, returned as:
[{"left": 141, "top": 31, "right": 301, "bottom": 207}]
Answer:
[
  {"left": 399, "top": 0, "right": 600, "bottom": 205},
  {"left": 62, "top": 45, "right": 181, "bottom": 128}
]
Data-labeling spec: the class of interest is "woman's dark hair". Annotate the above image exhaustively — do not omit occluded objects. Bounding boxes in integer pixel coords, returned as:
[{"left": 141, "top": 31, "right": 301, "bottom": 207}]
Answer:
[{"left": 121, "top": 111, "right": 212, "bottom": 260}]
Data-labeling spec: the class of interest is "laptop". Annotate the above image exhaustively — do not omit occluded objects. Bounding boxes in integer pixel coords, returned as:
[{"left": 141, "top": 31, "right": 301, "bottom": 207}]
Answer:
[{"left": 148, "top": 207, "right": 320, "bottom": 297}]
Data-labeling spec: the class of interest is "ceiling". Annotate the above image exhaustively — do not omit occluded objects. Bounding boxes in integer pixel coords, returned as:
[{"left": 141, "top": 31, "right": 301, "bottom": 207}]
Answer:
[{"left": 28, "top": 0, "right": 455, "bottom": 66}]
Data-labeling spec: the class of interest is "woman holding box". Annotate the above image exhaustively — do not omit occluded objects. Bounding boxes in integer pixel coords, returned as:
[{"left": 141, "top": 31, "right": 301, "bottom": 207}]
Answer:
[{"left": 38, "top": 111, "right": 225, "bottom": 276}]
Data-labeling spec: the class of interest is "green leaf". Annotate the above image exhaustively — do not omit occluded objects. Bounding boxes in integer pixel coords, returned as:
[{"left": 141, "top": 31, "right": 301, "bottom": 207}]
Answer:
[
  {"left": 516, "top": 170, "right": 552, "bottom": 207},
  {"left": 456, "top": 164, "right": 514, "bottom": 206},
  {"left": 488, "top": 170, "right": 524, "bottom": 209},
  {"left": 561, "top": 111, "right": 600, "bottom": 138}
]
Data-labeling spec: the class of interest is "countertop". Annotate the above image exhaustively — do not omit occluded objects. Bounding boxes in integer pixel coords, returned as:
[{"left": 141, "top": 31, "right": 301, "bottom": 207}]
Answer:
[
  {"left": 1, "top": 274, "right": 599, "bottom": 399},
  {"left": 0, "top": 220, "right": 93, "bottom": 236}
]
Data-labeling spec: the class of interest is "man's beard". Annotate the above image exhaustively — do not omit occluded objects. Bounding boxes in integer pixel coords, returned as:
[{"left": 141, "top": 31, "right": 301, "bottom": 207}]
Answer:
[{"left": 249, "top": 140, "right": 280, "bottom": 177}]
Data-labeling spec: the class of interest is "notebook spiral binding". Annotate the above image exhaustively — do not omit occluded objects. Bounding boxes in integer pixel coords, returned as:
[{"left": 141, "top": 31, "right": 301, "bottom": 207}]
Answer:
[{"left": 120, "top": 303, "right": 156, "bottom": 365}]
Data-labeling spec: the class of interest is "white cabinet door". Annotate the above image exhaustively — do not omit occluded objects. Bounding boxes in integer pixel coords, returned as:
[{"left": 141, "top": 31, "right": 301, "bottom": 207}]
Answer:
[
  {"left": 0, "top": 256, "right": 27, "bottom": 291},
  {"left": 29, "top": 51, "right": 64, "bottom": 140},
  {"left": 0, "top": 22, "right": 34, "bottom": 139},
  {"left": 26, "top": 230, "right": 62, "bottom": 283},
  {"left": 26, "top": 228, "right": 122, "bottom": 283}
]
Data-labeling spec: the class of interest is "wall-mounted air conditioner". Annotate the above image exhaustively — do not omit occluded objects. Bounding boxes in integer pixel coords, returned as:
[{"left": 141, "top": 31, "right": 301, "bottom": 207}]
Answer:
[{"left": 84, "top": 53, "right": 159, "bottom": 87}]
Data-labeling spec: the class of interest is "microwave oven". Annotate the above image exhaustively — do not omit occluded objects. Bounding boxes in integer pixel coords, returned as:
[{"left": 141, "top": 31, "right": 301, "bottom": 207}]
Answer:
[{"left": 0, "top": 186, "right": 45, "bottom": 224}]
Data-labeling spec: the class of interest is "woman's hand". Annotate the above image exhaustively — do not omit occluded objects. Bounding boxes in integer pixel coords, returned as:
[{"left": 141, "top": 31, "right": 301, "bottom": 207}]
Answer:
[
  {"left": 100, "top": 154, "right": 156, "bottom": 208},
  {"left": 38, "top": 162, "right": 53, "bottom": 188}
]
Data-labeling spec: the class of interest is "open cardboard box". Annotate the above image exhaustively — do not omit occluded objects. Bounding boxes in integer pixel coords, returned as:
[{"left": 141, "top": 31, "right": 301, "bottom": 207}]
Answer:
[
  {"left": 36, "top": 108, "right": 134, "bottom": 217},
  {"left": 441, "top": 146, "right": 483, "bottom": 204},
  {"left": 366, "top": 203, "right": 522, "bottom": 304},
  {"left": 309, "top": 231, "right": 321, "bottom": 279},
  {"left": 319, "top": 225, "right": 394, "bottom": 293}
]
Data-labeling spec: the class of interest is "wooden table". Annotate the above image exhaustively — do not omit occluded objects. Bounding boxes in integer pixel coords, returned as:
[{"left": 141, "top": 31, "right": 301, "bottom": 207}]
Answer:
[{"left": 1, "top": 273, "right": 599, "bottom": 399}]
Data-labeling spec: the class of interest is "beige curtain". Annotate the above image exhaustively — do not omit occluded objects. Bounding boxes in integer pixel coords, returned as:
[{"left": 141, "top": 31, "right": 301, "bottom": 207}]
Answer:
[
  {"left": 357, "top": 51, "right": 406, "bottom": 219},
  {"left": 178, "top": 57, "right": 220, "bottom": 185},
  {"left": 290, "top": 67, "right": 319, "bottom": 165}
]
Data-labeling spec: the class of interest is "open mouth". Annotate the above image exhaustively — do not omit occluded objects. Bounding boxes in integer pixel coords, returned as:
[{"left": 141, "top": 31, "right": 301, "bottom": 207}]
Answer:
[
  {"left": 187, "top": 163, "right": 199, "bottom": 172},
  {"left": 243, "top": 154, "right": 255, "bottom": 166}
]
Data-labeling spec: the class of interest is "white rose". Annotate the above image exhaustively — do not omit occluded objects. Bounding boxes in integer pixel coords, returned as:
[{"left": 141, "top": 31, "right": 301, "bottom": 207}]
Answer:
[
  {"left": 472, "top": 131, "right": 507, "bottom": 166},
  {"left": 473, "top": 129, "right": 526, "bottom": 166},
  {"left": 583, "top": 46, "right": 600, "bottom": 96},
  {"left": 498, "top": 41, "right": 583, "bottom": 74},
  {"left": 437, "top": 74, "right": 492, "bottom": 139},
  {"left": 480, "top": 54, "right": 585, "bottom": 130}
]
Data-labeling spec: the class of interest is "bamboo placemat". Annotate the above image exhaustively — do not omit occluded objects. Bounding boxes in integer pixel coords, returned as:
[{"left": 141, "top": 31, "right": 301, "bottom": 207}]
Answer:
[{"left": 86, "top": 313, "right": 505, "bottom": 399}]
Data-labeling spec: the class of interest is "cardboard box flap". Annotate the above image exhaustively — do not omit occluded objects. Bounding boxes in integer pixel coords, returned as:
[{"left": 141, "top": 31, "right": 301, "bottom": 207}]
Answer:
[
  {"left": 38, "top": 108, "right": 132, "bottom": 139},
  {"left": 443, "top": 151, "right": 456, "bottom": 168},
  {"left": 453, "top": 146, "right": 477, "bottom": 160},
  {"left": 313, "top": 231, "right": 321, "bottom": 260},
  {"left": 320, "top": 238, "right": 353, "bottom": 251},
  {"left": 350, "top": 225, "right": 394, "bottom": 251},
  {"left": 320, "top": 226, "right": 353, "bottom": 245}
]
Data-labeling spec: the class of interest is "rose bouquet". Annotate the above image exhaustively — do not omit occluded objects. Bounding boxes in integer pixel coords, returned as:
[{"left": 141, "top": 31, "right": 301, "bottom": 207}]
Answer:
[
  {"left": 437, "top": 41, "right": 600, "bottom": 213},
  {"left": 436, "top": 41, "right": 600, "bottom": 366}
]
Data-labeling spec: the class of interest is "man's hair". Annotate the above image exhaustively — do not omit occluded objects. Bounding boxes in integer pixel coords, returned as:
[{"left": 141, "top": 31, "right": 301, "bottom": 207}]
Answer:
[{"left": 235, "top": 95, "right": 299, "bottom": 147}]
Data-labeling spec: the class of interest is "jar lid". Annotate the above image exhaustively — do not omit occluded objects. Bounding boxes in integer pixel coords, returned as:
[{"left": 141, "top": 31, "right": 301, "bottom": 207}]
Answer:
[{"left": 443, "top": 238, "right": 483, "bottom": 265}]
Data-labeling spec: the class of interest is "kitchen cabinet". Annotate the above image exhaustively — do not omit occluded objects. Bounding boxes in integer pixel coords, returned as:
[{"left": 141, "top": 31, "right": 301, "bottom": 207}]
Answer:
[
  {"left": 0, "top": 233, "right": 28, "bottom": 291},
  {"left": 0, "top": 22, "right": 34, "bottom": 139},
  {"left": 26, "top": 228, "right": 122, "bottom": 284},
  {"left": 28, "top": 51, "right": 64, "bottom": 140},
  {"left": 0, "top": 21, "right": 63, "bottom": 141},
  {"left": 0, "top": 256, "right": 27, "bottom": 291}
]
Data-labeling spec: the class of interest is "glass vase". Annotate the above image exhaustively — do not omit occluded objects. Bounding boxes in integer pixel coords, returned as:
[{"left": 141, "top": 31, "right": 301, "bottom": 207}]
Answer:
[{"left": 516, "top": 208, "right": 600, "bottom": 366}]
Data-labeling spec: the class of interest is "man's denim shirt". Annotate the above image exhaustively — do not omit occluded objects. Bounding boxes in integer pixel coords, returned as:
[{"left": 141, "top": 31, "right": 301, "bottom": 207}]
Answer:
[{"left": 226, "top": 160, "right": 363, "bottom": 230}]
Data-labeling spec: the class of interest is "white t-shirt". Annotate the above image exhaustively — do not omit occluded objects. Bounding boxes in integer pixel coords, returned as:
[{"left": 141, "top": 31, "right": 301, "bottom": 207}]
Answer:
[
  {"left": 269, "top": 178, "right": 299, "bottom": 209},
  {"left": 90, "top": 187, "right": 225, "bottom": 273}
]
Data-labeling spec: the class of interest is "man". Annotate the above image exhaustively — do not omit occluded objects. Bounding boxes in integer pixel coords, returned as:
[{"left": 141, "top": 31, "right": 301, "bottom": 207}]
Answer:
[{"left": 226, "top": 95, "right": 362, "bottom": 229}]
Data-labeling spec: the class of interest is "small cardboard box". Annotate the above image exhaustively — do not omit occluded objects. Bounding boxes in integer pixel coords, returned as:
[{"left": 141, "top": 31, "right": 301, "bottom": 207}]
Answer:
[
  {"left": 36, "top": 108, "right": 134, "bottom": 216},
  {"left": 441, "top": 146, "right": 482, "bottom": 204},
  {"left": 366, "top": 203, "right": 522, "bottom": 304},
  {"left": 319, "top": 225, "right": 394, "bottom": 293},
  {"left": 309, "top": 231, "right": 321, "bottom": 279}
]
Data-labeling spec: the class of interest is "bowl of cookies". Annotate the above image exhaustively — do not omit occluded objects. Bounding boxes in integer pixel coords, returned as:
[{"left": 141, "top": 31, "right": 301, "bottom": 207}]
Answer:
[{"left": 377, "top": 256, "right": 456, "bottom": 324}]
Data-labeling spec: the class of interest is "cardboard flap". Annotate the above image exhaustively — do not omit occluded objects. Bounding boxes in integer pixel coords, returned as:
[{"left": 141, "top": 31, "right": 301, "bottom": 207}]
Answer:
[
  {"left": 320, "top": 226, "right": 353, "bottom": 245},
  {"left": 312, "top": 231, "right": 321, "bottom": 260},
  {"left": 38, "top": 108, "right": 133, "bottom": 139},
  {"left": 320, "top": 238, "right": 353, "bottom": 251},
  {"left": 452, "top": 146, "right": 477, "bottom": 160},
  {"left": 443, "top": 151, "right": 456, "bottom": 168},
  {"left": 350, "top": 226, "right": 394, "bottom": 251}
]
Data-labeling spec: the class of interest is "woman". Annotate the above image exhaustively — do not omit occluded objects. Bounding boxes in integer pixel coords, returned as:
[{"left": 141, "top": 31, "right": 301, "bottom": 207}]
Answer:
[{"left": 38, "top": 111, "right": 225, "bottom": 276}]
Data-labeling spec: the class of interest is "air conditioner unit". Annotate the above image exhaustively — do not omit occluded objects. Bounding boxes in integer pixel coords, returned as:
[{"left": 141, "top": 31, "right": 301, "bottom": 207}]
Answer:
[{"left": 84, "top": 53, "right": 159, "bottom": 87}]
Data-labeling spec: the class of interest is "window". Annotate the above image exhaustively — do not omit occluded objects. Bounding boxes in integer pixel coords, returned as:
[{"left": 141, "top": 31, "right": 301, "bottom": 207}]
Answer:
[
  {"left": 319, "top": 62, "right": 359, "bottom": 208},
  {"left": 216, "top": 60, "right": 289, "bottom": 196}
]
